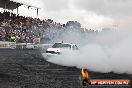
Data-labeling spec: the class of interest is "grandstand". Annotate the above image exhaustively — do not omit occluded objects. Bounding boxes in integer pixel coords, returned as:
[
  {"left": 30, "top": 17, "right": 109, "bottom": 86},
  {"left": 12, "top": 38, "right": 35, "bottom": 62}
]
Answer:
[
  {"left": 0, "top": 0, "right": 42, "bottom": 49},
  {"left": 0, "top": 0, "right": 73, "bottom": 49},
  {"left": 0, "top": 0, "right": 98, "bottom": 49}
]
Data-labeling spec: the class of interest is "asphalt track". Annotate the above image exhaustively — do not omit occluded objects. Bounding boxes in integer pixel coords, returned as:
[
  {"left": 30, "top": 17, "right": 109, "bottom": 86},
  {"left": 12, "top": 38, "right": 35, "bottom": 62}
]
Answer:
[{"left": 0, "top": 49, "right": 132, "bottom": 88}]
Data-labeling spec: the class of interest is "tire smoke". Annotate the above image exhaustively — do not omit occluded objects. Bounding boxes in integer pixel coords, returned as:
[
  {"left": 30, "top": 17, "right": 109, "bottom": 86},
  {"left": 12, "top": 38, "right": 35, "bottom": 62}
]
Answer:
[{"left": 42, "top": 29, "right": 132, "bottom": 74}]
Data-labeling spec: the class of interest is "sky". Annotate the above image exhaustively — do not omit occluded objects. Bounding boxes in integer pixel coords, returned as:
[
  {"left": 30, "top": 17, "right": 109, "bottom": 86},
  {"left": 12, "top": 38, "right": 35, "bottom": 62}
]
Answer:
[{"left": 1, "top": 0, "right": 132, "bottom": 30}]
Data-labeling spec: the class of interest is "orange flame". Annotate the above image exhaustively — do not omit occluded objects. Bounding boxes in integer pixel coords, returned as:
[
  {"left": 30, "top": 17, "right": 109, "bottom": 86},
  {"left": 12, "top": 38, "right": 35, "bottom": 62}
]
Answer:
[{"left": 81, "top": 67, "right": 89, "bottom": 78}]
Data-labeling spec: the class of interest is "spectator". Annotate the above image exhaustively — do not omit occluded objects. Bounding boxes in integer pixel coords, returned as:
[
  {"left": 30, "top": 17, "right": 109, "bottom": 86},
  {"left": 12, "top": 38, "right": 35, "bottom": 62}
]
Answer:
[
  {"left": 0, "top": 11, "right": 97, "bottom": 44},
  {"left": 10, "top": 34, "right": 16, "bottom": 42}
]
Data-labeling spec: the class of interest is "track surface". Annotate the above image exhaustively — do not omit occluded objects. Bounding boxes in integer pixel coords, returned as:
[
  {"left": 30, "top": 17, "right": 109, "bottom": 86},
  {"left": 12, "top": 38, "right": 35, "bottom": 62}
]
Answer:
[{"left": 0, "top": 49, "right": 132, "bottom": 88}]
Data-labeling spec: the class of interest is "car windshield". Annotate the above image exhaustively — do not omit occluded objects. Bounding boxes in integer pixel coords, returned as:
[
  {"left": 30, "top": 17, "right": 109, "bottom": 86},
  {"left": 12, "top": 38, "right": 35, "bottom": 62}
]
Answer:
[{"left": 52, "top": 43, "right": 71, "bottom": 48}]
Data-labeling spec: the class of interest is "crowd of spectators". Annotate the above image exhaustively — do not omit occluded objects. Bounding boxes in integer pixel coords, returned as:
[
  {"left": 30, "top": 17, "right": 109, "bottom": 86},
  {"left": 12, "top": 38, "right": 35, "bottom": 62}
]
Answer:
[
  {"left": 0, "top": 11, "right": 98, "bottom": 44},
  {"left": 0, "top": 11, "right": 67, "bottom": 43}
]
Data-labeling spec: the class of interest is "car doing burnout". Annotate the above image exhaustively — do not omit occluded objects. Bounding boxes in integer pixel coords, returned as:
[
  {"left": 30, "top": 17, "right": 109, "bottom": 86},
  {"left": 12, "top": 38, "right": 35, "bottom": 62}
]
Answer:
[{"left": 46, "top": 42, "right": 78, "bottom": 57}]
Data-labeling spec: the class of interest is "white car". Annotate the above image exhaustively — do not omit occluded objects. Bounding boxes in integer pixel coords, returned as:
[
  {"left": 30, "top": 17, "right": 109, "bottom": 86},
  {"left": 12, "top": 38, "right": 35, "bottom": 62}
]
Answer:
[{"left": 46, "top": 42, "right": 78, "bottom": 57}]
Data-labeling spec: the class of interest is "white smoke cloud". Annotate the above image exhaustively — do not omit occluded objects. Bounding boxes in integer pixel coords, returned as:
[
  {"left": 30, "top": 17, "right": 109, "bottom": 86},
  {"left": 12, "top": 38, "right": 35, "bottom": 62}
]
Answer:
[
  {"left": 43, "top": 29, "right": 132, "bottom": 74},
  {"left": 73, "top": 0, "right": 132, "bottom": 16},
  {"left": 13, "top": 0, "right": 132, "bottom": 30}
]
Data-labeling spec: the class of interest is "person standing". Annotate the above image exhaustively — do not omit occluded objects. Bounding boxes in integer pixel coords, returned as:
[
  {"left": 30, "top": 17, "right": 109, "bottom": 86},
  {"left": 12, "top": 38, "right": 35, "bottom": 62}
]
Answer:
[{"left": 10, "top": 34, "right": 16, "bottom": 42}]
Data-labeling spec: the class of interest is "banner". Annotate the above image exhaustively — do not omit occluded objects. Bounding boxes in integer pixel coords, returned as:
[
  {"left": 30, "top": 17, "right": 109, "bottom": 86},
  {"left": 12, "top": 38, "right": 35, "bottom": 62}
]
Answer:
[
  {"left": 0, "top": 41, "right": 16, "bottom": 49},
  {"left": 16, "top": 43, "right": 34, "bottom": 49}
]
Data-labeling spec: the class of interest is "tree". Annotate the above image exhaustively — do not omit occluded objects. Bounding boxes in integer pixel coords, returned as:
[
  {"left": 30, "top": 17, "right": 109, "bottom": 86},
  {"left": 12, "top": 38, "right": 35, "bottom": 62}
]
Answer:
[{"left": 66, "top": 21, "right": 81, "bottom": 28}]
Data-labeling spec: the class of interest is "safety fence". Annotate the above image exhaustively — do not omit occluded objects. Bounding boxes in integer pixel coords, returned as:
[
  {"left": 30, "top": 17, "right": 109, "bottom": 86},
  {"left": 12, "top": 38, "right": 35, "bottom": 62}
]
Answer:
[{"left": 0, "top": 41, "right": 52, "bottom": 49}]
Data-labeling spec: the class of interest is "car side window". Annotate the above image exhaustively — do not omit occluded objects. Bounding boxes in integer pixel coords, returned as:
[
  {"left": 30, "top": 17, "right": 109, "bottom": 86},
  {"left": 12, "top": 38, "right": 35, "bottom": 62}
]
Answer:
[{"left": 72, "top": 45, "right": 78, "bottom": 50}]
